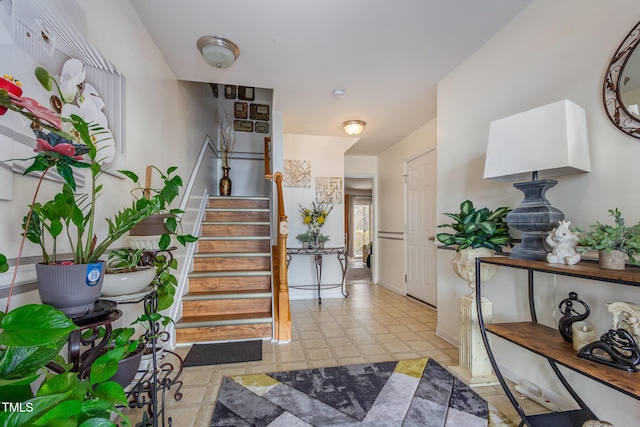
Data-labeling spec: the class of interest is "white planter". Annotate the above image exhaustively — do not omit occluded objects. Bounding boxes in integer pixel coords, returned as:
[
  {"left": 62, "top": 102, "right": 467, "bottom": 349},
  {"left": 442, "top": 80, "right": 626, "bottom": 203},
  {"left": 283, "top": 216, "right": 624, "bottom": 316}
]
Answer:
[
  {"left": 102, "top": 267, "right": 156, "bottom": 296},
  {"left": 451, "top": 247, "right": 499, "bottom": 287}
]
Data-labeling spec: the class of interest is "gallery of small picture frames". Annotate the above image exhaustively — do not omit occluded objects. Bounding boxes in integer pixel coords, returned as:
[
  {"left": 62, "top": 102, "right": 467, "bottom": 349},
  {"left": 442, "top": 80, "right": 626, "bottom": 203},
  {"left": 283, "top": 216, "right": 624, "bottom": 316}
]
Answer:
[{"left": 219, "top": 84, "right": 271, "bottom": 134}]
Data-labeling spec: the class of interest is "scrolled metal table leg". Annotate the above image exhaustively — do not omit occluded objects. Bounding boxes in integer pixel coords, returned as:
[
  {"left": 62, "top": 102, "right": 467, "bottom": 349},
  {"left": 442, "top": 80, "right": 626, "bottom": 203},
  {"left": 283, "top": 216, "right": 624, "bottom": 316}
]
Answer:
[
  {"left": 337, "top": 252, "right": 349, "bottom": 297},
  {"left": 314, "top": 254, "right": 323, "bottom": 304}
]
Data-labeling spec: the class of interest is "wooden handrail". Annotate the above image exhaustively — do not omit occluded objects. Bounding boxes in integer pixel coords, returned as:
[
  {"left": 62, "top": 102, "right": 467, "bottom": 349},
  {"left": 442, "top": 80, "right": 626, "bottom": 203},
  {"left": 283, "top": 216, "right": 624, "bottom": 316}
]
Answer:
[
  {"left": 264, "top": 137, "right": 273, "bottom": 180},
  {"left": 272, "top": 171, "right": 291, "bottom": 342}
]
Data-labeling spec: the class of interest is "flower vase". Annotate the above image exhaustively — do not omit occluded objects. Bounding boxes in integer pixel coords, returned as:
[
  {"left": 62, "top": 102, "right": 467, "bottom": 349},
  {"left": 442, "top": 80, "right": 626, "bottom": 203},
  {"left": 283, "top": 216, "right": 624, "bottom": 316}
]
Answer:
[{"left": 220, "top": 166, "right": 232, "bottom": 196}]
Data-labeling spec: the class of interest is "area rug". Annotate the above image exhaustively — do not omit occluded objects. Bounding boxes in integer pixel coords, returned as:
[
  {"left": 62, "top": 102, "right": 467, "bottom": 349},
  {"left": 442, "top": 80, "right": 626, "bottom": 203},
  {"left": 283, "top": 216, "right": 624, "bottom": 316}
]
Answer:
[
  {"left": 210, "top": 358, "right": 515, "bottom": 426},
  {"left": 345, "top": 265, "right": 372, "bottom": 283},
  {"left": 183, "top": 340, "right": 262, "bottom": 367}
]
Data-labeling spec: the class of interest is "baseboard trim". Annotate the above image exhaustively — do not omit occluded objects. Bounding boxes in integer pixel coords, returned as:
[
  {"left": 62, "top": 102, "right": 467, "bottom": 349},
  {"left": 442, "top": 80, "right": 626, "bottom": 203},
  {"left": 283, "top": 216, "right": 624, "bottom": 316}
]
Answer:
[{"left": 436, "top": 327, "right": 459, "bottom": 348}]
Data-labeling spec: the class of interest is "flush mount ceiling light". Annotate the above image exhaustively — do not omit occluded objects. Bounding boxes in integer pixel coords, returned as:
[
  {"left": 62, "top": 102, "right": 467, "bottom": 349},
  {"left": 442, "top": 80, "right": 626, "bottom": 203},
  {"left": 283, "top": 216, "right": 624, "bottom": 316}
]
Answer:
[
  {"left": 332, "top": 89, "right": 346, "bottom": 99},
  {"left": 342, "top": 120, "right": 366, "bottom": 136},
  {"left": 197, "top": 35, "right": 240, "bottom": 69}
]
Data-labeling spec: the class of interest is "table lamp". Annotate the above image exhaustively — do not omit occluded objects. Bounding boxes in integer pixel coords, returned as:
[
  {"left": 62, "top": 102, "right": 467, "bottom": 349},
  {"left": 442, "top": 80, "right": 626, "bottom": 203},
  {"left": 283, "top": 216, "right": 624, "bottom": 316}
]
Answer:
[{"left": 483, "top": 100, "right": 591, "bottom": 260}]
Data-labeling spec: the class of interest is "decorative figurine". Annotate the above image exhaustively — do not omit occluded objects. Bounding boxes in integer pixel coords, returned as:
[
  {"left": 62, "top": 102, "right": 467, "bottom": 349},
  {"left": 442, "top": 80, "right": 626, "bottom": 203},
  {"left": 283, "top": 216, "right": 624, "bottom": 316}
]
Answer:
[
  {"left": 546, "top": 220, "right": 581, "bottom": 265},
  {"left": 578, "top": 329, "right": 640, "bottom": 372},
  {"left": 558, "top": 292, "right": 590, "bottom": 342},
  {"left": 607, "top": 301, "right": 640, "bottom": 344}
]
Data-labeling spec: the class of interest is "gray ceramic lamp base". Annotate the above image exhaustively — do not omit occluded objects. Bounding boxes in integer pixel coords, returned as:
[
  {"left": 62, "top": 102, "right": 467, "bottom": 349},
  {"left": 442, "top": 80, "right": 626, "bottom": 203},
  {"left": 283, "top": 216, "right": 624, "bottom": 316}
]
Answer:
[{"left": 507, "top": 179, "right": 564, "bottom": 261}]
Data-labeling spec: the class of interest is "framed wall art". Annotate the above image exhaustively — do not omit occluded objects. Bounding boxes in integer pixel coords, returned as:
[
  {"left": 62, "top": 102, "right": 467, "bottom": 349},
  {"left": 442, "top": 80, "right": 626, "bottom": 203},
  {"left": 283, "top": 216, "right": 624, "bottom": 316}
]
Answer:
[
  {"left": 0, "top": 0, "right": 127, "bottom": 197},
  {"left": 316, "top": 177, "right": 343, "bottom": 204},
  {"left": 234, "top": 119, "right": 254, "bottom": 132},
  {"left": 250, "top": 103, "right": 270, "bottom": 121},
  {"left": 238, "top": 86, "right": 255, "bottom": 101},
  {"left": 234, "top": 102, "right": 248, "bottom": 119},
  {"left": 255, "top": 121, "right": 269, "bottom": 134},
  {"left": 284, "top": 160, "right": 311, "bottom": 187},
  {"left": 224, "top": 85, "right": 236, "bottom": 99}
]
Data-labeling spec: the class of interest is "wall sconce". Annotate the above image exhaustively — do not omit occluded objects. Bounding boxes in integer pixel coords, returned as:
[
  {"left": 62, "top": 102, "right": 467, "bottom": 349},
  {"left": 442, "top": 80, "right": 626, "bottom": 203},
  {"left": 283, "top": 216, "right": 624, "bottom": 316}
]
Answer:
[
  {"left": 342, "top": 120, "right": 366, "bottom": 136},
  {"left": 197, "top": 36, "right": 240, "bottom": 69}
]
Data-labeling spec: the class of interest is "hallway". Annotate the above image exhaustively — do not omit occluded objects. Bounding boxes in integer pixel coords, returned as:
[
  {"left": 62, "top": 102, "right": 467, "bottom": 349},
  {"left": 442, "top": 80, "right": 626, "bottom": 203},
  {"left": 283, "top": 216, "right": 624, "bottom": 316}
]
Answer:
[{"left": 126, "top": 283, "right": 535, "bottom": 425}]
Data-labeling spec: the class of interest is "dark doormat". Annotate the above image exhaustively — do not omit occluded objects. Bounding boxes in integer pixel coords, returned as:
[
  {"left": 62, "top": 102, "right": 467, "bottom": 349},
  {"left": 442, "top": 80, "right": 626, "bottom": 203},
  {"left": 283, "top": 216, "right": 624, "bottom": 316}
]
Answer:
[{"left": 183, "top": 340, "right": 263, "bottom": 367}]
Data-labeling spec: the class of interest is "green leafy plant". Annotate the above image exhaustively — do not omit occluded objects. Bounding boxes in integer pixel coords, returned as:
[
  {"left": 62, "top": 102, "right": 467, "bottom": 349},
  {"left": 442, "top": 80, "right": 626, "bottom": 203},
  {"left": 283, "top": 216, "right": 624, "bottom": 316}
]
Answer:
[
  {"left": 295, "top": 232, "right": 312, "bottom": 243},
  {"left": 0, "top": 304, "right": 130, "bottom": 426},
  {"left": 119, "top": 166, "right": 198, "bottom": 249},
  {"left": 0, "top": 254, "right": 7, "bottom": 274},
  {"left": 106, "top": 248, "right": 145, "bottom": 273},
  {"left": 149, "top": 251, "right": 180, "bottom": 311},
  {"left": 576, "top": 208, "right": 640, "bottom": 264},
  {"left": 437, "top": 200, "right": 513, "bottom": 252},
  {"left": 317, "top": 234, "right": 330, "bottom": 243}
]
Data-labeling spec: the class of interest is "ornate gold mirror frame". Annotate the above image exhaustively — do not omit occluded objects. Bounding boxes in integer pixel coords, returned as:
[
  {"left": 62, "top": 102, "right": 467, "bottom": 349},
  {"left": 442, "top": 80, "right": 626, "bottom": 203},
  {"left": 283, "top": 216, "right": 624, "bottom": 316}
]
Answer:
[{"left": 604, "top": 20, "right": 640, "bottom": 139}]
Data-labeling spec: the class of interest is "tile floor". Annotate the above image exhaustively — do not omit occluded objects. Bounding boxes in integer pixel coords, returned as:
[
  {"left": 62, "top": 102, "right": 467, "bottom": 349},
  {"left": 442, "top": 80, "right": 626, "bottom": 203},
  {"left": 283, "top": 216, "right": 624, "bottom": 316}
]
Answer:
[{"left": 122, "top": 275, "right": 543, "bottom": 426}]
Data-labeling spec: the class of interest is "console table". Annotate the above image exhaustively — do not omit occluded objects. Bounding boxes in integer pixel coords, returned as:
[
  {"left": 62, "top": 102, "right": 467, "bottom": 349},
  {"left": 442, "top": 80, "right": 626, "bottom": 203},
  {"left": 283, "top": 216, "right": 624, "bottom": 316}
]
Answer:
[
  {"left": 476, "top": 256, "right": 640, "bottom": 427},
  {"left": 286, "top": 247, "right": 348, "bottom": 304}
]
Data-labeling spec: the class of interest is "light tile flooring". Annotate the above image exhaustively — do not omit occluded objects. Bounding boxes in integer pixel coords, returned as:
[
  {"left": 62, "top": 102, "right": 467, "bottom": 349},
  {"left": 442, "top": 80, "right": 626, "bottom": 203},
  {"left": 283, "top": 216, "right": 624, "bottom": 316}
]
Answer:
[{"left": 123, "top": 279, "right": 543, "bottom": 426}]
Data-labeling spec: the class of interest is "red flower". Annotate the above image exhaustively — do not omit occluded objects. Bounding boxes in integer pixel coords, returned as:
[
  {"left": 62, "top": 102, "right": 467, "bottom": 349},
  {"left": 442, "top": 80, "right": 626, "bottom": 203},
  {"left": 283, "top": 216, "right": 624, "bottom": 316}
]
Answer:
[{"left": 34, "top": 138, "right": 83, "bottom": 160}]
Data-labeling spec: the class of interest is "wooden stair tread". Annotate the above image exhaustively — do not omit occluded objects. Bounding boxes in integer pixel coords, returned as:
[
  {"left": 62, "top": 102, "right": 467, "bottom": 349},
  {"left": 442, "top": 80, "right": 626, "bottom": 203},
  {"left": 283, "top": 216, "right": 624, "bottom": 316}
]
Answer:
[
  {"left": 178, "top": 311, "right": 273, "bottom": 324},
  {"left": 186, "top": 289, "right": 270, "bottom": 296}
]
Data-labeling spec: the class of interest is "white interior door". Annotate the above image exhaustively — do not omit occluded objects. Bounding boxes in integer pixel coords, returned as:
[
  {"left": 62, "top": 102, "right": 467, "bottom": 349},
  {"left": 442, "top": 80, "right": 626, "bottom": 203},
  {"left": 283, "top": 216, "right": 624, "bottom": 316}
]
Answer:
[{"left": 405, "top": 150, "right": 437, "bottom": 306}]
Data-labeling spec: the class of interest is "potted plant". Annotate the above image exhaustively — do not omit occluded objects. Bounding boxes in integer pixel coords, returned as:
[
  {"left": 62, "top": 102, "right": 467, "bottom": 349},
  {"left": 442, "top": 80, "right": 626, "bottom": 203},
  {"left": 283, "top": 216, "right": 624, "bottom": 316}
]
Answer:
[
  {"left": 102, "top": 248, "right": 156, "bottom": 297},
  {"left": 317, "top": 233, "right": 330, "bottom": 249},
  {"left": 0, "top": 304, "right": 131, "bottom": 426},
  {"left": 120, "top": 166, "right": 198, "bottom": 251},
  {"left": 437, "top": 200, "right": 513, "bottom": 284},
  {"left": 0, "top": 66, "right": 167, "bottom": 317},
  {"left": 21, "top": 151, "right": 160, "bottom": 317},
  {"left": 92, "top": 293, "right": 173, "bottom": 389},
  {"left": 576, "top": 208, "right": 640, "bottom": 270},
  {"left": 296, "top": 232, "right": 313, "bottom": 248}
]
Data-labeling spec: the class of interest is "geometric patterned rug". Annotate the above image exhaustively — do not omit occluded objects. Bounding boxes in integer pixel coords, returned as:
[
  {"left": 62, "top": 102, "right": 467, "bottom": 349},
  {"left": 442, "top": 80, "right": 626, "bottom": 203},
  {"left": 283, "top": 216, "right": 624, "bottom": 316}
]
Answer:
[{"left": 210, "top": 358, "right": 516, "bottom": 426}]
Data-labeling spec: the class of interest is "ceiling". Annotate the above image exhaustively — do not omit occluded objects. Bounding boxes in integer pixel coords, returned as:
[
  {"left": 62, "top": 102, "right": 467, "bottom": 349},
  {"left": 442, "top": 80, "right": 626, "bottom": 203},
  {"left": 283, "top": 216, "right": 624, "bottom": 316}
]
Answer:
[{"left": 130, "top": 0, "right": 531, "bottom": 156}]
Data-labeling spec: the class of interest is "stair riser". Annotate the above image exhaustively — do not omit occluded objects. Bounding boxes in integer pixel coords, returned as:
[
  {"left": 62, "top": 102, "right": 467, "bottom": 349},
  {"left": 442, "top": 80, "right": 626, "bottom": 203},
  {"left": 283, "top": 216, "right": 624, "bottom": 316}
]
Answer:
[
  {"left": 209, "top": 199, "right": 269, "bottom": 209},
  {"left": 206, "top": 211, "right": 269, "bottom": 222},
  {"left": 198, "top": 239, "right": 270, "bottom": 253},
  {"left": 189, "top": 275, "right": 271, "bottom": 293},
  {"left": 176, "top": 324, "right": 271, "bottom": 343},
  {"left": 202, "top": 224, "right": 270, "bottom": 237},
  {"left": 193, "top": 256, "right": 270, "bottom": 272},
  {"left": 183, "top": 298, "right": 272, "bottom": 317}
]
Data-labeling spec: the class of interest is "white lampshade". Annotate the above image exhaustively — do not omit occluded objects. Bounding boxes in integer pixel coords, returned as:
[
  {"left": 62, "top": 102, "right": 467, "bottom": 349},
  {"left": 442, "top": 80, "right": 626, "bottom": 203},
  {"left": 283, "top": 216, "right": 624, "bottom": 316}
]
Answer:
[
  {"left": 343, "top": 120, "right": 366, "bottom": 136},
  {"left": 197, "top": 36, "right": 240, "bottom": 69},
  {"left": 484, "top": 99, "right": 591, "bottom": 182}
]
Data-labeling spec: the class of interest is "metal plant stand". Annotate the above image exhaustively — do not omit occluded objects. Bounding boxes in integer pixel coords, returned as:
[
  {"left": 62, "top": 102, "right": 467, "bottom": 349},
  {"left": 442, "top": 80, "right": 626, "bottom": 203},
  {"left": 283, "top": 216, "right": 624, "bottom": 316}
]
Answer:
[{"left": 125, "top": 291, "right": 184, "bottom": 427}]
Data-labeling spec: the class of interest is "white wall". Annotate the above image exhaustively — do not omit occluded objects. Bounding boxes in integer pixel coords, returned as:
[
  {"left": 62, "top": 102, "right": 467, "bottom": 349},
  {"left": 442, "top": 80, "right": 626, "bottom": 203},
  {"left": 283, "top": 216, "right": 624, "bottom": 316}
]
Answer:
[
  {"left": 0, "top": 0, "right": 216, "bottom": 310},
  {"left": 283, "top": 134, "right": 355, "bottom": 299},
  {"left": 436, "top": 1, "right": 640, "bottom": 424},
  {"left": 376, "top": 120, "right": 437, "bottom": 294}
]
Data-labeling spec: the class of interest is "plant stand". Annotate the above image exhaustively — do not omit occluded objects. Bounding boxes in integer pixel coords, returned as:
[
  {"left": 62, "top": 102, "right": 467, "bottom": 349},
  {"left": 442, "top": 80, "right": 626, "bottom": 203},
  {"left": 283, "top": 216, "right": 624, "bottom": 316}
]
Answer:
[
  {"left": 125, "top": 291, "right": 184, "bottom": 427},
  {"left": 448, "top": 290, "right": 499, "bottom": 387},
  {"left": 448, "top": 248, "right": 499, "bottom": 387}
]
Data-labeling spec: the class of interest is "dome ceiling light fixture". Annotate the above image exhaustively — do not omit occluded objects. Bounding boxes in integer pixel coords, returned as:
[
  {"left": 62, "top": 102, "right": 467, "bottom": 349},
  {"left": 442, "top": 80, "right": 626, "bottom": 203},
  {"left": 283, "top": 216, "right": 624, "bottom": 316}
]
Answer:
[
  {"left": 342, "top": 120, "right": 366, "bottom": 136},
  {"left": 197, "top": 35, "right": 240, "bottom": 69},
  {"left": 332, "top": 89, "right": 346, "bottom": 99}
]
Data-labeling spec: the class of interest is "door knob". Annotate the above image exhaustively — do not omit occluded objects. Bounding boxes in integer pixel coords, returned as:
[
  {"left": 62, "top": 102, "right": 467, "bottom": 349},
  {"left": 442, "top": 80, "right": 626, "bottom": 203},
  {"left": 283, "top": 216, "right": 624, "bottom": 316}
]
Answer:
[{"left": 428, "top": 236, "right": 435, "bottom": 241}]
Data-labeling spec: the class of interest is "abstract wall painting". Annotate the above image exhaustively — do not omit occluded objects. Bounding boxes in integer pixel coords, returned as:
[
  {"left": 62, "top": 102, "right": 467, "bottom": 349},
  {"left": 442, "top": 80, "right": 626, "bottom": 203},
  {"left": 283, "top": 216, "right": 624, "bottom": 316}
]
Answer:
[
  {"left": 284, "top": 159, "right": 311, "bottom": 187},
  {"left": 316, "top": 177, "right": 343, "bottom": 204}
]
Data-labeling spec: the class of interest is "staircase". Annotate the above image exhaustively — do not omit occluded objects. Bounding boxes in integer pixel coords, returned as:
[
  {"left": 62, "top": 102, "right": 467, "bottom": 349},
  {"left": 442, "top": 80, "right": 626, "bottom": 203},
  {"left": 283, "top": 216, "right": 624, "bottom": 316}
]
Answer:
[{"left": 175, "top": 196, "right": 273, "bottom": 344}]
